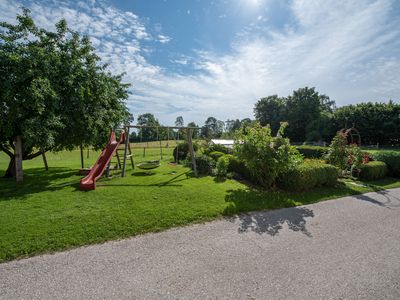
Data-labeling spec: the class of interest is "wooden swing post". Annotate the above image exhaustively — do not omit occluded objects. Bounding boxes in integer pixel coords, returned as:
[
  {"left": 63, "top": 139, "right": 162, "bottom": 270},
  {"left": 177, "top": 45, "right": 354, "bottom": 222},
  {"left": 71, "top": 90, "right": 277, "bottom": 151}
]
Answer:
[
  {"left": 121, "top": 126, "right": 130, "bottom": 177},
  {"left": 121, "top": 125, "right": 199, "bottom": 178},
  {"left": 187, "top": 128, "right": 197, "bottom": 177}
]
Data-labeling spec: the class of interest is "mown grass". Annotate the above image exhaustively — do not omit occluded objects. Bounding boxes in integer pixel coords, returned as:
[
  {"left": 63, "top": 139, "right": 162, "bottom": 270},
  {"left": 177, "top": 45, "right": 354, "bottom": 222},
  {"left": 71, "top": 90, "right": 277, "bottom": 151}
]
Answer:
[{"left": 0, "top": 146, "right": 399, "bottom": 263}]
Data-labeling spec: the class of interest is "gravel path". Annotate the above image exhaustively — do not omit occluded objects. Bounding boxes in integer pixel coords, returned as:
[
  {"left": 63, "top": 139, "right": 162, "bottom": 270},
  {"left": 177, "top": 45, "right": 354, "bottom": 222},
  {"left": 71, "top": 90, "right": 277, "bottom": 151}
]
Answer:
[{"left": 1, "top": 188, "right": 400, "bottom": 299}]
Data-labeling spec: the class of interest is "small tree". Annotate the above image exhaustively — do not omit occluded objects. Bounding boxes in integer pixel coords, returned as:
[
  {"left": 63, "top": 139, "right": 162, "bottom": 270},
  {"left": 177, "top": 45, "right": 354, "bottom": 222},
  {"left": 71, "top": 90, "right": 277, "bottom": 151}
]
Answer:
[
  {"left": 175, "top": 116, "right": 184, "bottom": 127},
  {"left": 234, "top": 122, "right": 302, "bottom": 188},
  {"left": 326, "top": 132, "right": 364, "bottom": 177},
  {"left": 326, "top": 132, "right": 348, "bottom": 171}
]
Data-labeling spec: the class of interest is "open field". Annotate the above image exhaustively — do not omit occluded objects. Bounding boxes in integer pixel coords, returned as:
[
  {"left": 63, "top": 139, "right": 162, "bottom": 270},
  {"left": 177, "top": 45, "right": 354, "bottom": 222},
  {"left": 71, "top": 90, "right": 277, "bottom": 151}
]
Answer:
[{"left": 0, "top": 148, "right": 400, "bottom": 263}]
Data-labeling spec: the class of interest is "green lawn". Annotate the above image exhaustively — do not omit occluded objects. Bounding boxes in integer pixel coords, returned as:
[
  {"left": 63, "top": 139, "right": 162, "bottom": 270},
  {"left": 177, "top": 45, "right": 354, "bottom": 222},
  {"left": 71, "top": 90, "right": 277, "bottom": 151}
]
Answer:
[{"left": 0, "top": 147, "right": 399, "bottom": 263}]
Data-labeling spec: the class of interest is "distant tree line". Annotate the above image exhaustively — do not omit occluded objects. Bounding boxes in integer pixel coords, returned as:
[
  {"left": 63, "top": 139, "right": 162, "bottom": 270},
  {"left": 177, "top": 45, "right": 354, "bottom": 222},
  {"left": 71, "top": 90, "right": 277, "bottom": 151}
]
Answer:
[
  {"left": 132, "top": 114, "right": 253, "bottom": 141},
  {"left": 254, "top": 87, "right": 400, "bottom": 145},
  {"left": 134, "top": 87, "right": 399, "bottom": 145}
]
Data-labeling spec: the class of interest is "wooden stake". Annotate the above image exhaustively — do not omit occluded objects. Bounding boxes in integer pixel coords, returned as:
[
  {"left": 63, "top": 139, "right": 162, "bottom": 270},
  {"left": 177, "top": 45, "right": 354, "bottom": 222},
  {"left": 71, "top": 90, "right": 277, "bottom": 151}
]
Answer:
[
  {"left": 121, "top": 126, "right": 130, "bottom": 177},
  {"left": 187, "top": 129, "right": 197, "bottom": 177},
  {"left": 80, "top": 145, "right": 84, "bottom": 169}
]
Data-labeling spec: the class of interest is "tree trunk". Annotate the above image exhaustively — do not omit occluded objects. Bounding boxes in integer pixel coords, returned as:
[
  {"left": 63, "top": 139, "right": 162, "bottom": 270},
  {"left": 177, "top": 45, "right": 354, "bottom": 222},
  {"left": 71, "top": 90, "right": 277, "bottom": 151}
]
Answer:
[
  {"left": 15, "top": 135, "right": 23, "bottom": 182},
  {"left": 4, "top": 157, "right": 16, "bottom": 178},
  {"left": 42, "top": 151, "right": 49, "bottom": 171}
]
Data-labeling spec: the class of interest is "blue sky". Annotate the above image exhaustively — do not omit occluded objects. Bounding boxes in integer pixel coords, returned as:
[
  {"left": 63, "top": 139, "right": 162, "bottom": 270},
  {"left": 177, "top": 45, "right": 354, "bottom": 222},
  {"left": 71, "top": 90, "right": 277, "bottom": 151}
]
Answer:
[{"left": 1, "top": 0, "right": 400, "bottom": 125}]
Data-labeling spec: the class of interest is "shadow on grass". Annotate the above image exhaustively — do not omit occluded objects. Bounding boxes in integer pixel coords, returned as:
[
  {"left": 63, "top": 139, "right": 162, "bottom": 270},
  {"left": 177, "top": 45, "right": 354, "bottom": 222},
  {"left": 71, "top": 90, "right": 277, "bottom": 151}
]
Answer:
[
  {"left": 0, "top": 167, "right": 79, "bottom": 201},
  {"left": 213, "top": 177, "right": 226, "bottom": 183},
  {"left": 102, "top": 171, "right": 192, "bottom": 188},
  {"left": 132, "top": 171, "right": 157, "bottom": 176}
]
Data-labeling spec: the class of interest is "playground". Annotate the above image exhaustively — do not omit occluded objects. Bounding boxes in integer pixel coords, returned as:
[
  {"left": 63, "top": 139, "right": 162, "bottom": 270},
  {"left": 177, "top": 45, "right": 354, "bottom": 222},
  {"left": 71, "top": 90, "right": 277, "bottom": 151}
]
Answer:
[{"left": 1, "top": 142, "right": 400, "bottom": 262}]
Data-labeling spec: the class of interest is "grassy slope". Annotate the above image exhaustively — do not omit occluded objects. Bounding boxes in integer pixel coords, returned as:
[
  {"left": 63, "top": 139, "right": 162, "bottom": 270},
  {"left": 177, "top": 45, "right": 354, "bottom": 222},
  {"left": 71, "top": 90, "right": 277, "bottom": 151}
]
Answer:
[{"left": 0, "top": 147, "right": 399, "bottom": 263}]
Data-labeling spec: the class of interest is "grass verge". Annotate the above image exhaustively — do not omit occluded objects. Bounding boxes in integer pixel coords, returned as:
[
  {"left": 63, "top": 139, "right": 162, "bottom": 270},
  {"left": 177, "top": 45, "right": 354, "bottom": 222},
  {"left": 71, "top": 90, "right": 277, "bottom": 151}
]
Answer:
[{"left": 0, "top": 149, "right": 399, "bottom": 263}]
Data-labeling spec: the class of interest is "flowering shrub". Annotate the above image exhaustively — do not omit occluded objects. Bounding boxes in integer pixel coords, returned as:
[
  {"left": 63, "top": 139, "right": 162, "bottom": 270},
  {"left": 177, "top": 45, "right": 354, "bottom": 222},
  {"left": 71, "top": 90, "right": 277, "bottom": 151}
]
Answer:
[
  {"left": 326, "top": 132, "right": 348, "bottom": 170},
  {"left": 327, "top": 132, "right": 385, "bottom": 179},
  {"left": 348, "top": 143, "right": 363, "bottom": 176},
  {"left": 234, "top": 122, "right": 302, "bottom": 188},
  {"left": 362, "top": 153, "right": 370, "bottom": 164}
]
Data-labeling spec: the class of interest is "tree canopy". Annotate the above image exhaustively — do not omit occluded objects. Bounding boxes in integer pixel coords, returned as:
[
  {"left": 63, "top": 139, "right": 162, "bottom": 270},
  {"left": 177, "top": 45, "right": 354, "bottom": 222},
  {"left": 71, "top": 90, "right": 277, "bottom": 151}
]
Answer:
[
  {"left": 200, "top": 117, "right": 225, "bottom": 139},
  {"left": 254, "top": 87, "right": 335, "bottom": 142},
  {"left": 0, "top": 9, "right": 130, "bottom": 178},
  {"left": 254, "top": 87, "right": 399, "bottom": 145}
]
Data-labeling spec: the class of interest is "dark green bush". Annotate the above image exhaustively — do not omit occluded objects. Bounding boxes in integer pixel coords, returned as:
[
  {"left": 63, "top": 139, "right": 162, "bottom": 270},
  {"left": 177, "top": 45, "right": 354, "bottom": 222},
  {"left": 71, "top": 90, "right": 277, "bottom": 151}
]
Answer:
[
  {"left": 203, "top": 144, "right": 233, "bottom": 155},
  {"left": 208, "top": 151, "right": 225, "bottom": 161},
  {"left": 173, "top": 142, "right": 199, "bottom": 162},
  {"left": 296, "top": 145, "right": 328, "bottom": 158},
  {"left": 372, "top": 151, "right": 400, "bottom": 177},
  {"left": 277, "top": 160, "right": 338, "bottom": 191},
  {"left": 195, "top": 155, "right": 215, "bottom": 175},
  {"left": 358, "top": 161, "right": 388, "bottom": 180},
  {"left": 223, "top": 154, "right": 256, "bottom": 182},
  {"left": 216, "top": 155, "right": 230, "bottom": 178}
]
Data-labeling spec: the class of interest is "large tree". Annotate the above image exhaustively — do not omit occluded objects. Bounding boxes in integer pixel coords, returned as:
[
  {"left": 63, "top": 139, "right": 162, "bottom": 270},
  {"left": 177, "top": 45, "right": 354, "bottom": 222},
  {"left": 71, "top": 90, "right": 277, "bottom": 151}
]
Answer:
[
  {"left": 137, "top": 113, "right": 161, "bottom": 141},
  {"left": 254, "top": 95, "right": 287, "bottom": 135},
  {"left": 285, "top": 87, "right": 328, "bottom": 142},
  {"left": 187, "top": 121, "right": 199, "bottom": 139},
  {"left": 0, "top": 9, "right": 130, "bottom": 179},
  {"left": 254, "top": 87, "right": 335, "bottom": 142},
  {"left": 201, "top": 117, "right": 224, "bottom": 139}
]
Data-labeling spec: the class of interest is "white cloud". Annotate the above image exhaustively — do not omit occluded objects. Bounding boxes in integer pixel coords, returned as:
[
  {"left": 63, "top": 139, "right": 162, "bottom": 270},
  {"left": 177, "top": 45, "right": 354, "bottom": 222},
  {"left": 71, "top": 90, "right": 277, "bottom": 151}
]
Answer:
[
  {"left": 157, "top": 34, "right": 171, "bottom": 44},
  {"left": 1, "top": 0, "right": 399, "bottom": 125}
]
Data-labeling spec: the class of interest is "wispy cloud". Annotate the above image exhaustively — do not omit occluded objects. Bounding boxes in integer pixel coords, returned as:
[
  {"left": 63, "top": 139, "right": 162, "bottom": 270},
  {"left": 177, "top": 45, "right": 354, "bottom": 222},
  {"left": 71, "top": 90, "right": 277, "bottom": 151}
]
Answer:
[
  {"left": 157, "top": 34, "right": 171, "bottom": 44},
  {"left": 1, "top": 0, "right": 399, "bottom": 125}
]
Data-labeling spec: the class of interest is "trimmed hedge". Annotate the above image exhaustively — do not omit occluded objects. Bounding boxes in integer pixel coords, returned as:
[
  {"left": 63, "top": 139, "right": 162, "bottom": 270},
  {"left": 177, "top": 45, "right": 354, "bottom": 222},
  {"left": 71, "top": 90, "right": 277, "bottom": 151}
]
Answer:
[
  {"left": 208, "top": 151, "right": 225, "bottom": 161},
  {"left": 296, "top": 145, "right": 328, "bottom": 159},
  {"left": 358, "top": 161, "right": 388, "bottom": 181},
  {"left": 223, "top": 154, "right": 255, "bottom": 182},
  {"left": 204, "top": 144, "right": 233, "bottom": 155},
  {"left": 277, "top": 160, "right": 338, "bottom": 191},
  {"left": 372, "top": 151, "right": 400, "bottom": 177},
  {"left": 216, "top": 155, "right": 230, "bottom": 177},
  {"left": 195, "top": 155, "right": 215, "bottom": 175}
]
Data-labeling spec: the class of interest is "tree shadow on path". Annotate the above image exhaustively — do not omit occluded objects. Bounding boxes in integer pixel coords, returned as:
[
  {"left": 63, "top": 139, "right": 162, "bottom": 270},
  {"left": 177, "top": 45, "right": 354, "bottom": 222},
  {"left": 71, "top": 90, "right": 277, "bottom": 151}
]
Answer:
[
  {"left": 227, "top": 207, "right": 314, "bottom": 236},
  {"left": 353, "top": 189, "right": 400, "bottom": 209},
  {"left": 223, "top": 188, "right": 315, "bottom": 236}
]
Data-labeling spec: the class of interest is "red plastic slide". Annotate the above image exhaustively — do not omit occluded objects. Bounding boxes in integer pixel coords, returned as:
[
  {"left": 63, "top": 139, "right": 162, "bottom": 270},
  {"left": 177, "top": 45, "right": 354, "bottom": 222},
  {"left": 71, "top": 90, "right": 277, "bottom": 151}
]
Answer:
[{"left": 80, "top": 131, "right": 126, "bottom": 191}]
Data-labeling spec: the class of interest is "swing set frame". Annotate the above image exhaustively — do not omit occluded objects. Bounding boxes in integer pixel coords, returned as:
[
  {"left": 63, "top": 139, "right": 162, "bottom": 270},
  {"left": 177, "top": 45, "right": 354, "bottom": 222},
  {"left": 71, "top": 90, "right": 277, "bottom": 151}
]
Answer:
[{"left": 120, "top": 125, "right": 199, "bottom": 177}]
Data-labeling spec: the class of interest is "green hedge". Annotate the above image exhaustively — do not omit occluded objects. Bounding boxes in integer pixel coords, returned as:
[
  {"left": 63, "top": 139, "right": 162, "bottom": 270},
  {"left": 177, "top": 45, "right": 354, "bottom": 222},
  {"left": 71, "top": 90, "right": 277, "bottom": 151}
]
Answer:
[
  {"left": 277, "top": 160, "right": 338, "bottom": 191},
  {"left": 223, "top": 154, "right": 255, "bottom": 182},
  {"left": 195, "top": 155, "right": 215, "bottom": 175},
  {"left": 173, "top": 142, "right": 199, "bottom": 162},
  {"left": 358, "top": 161, "right": 388, "bottom": 181},
  {"left": 372, "top": 151, "right": 400, "bottom": 177},
  {"left": 208, "top": 151, "right": 225, "bottom": 161},
  {"left": 296, "top": 145, "right": 328, "bottom": 159},
  {"left": 204, "top": 144, "right": 233, "bottom": 155}
]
